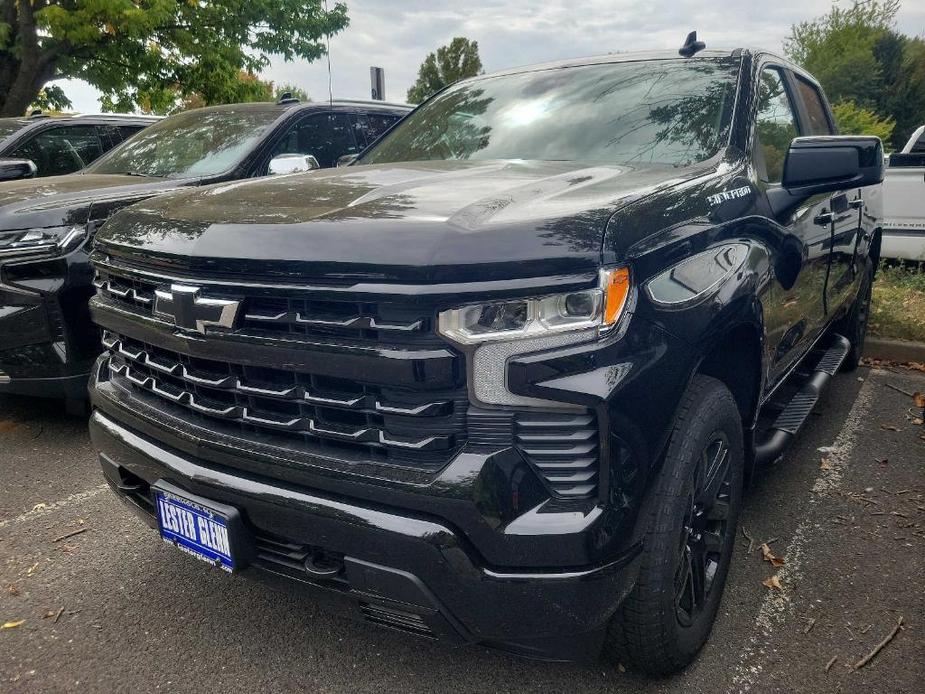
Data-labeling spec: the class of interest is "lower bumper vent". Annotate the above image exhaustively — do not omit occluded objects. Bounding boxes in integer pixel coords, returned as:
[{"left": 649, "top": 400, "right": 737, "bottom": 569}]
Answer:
[{"left": 514, "top": 411, "right": 599, "bottom": 499}]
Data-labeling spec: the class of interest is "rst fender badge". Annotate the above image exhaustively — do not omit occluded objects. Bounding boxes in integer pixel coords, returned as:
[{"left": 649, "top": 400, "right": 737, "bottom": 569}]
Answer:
[{"left": 707, "top": 185, "right": 752, "bottom": 206}]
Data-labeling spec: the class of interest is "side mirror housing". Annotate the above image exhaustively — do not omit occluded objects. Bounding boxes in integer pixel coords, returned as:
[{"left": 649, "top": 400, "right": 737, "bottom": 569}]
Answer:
[
  {"left": 0, "top": 158, "right": 37, "bottom": 182},
  {"left": 781, "top": 136, "right": 883, "bottom": 196},
  {"left": 767, "top": 136, "right": 883, "bottom": 220},
  {"left": 337, "top": 154, "right": 359, "bottom": 167},
  {"left": 268, "top": 153, "right": 321, "bottom": 176}
]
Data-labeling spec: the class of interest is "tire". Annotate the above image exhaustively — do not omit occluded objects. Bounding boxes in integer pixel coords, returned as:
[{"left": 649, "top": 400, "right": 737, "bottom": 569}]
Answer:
[
  {"left": 837, "top": 259, "right": 874, "bottom": 372},
  {"left": 603, "top": 375, "right": 744, "bottom": 676}
]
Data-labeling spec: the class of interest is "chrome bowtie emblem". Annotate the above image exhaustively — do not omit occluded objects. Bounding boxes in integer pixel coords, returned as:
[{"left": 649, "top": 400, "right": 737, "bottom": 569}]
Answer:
[{"left": 153, "top": 284, "right": 240, "bottom": 334}]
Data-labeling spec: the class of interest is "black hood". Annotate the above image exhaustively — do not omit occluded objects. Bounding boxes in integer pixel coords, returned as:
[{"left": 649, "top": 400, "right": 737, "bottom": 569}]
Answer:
[
  {"left": 0, "top": 173, "right": 195, "bottom": 232},
  {"left": 97, "top": 160, "right": 709, "bottom": 284}
]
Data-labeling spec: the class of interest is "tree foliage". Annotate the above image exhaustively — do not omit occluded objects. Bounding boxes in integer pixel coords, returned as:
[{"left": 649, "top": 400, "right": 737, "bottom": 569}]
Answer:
[
  {"left": 407, "top": 37, "right": 483, "bottom": 104},
  {"left": 784, "top": 0, "right": 925, "bottom": 150},
  {"left": 831, "top": 100, "right": 896, "bottom": 142},
  {"left": 0, "top": 1, "right": 347, "bottom": 116}
]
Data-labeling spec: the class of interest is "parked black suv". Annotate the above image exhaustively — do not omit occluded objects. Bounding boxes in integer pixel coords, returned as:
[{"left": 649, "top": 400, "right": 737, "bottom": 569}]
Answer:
[
  {"left": 0, "top": 113, "right": 157, "bottom": 180},
  {"left": 87, "top": 46, "right": 882, "bottom": 674},
  {"left": 0, "top": 98, "right": 409, "bottom": 405}
]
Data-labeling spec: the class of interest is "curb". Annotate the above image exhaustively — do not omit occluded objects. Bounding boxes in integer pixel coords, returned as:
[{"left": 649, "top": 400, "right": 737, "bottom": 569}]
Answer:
[{"left": 864, "top": 337, "right": 925, "bottom": 364}]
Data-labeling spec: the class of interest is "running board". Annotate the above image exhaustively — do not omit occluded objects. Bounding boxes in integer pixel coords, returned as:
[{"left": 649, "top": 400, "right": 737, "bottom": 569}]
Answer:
[{"left": 754, "top": 333, "right": 851, "bottom": 466}]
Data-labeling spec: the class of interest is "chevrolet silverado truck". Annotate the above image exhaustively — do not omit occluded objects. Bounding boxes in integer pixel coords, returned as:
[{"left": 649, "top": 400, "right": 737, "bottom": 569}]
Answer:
[
  {"left": 883, "top": 124, "right": 925, "bottom": 261},
  {"left": 86, "top": 42, "right": 883, "bottom": 675},
  {"left": 0, "top": 98, "right": 408, "bottom": 408}
]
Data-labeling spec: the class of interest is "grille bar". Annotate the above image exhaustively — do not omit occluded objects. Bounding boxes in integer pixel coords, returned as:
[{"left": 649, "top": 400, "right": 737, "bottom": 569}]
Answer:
[
  {"left": 101, "top": 329, "right": 467, "bottom": 471},
  {"left": 94, "top": 268, "right": 435, "bottom": 345},
  {"left": 109, "top": 356, "right": 451, "bottom": 451},
  {"left": 104, "top": 331, "right": 453, "bottom": 416}
]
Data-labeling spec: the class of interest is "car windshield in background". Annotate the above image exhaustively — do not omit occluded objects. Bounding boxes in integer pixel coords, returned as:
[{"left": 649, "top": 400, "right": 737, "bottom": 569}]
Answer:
[
  {"left": 86, "top": 107, "right": 281, "bottom": 178},
  {"left": 0, "top": 119, "right": 28, "bottom": 143},
  {"left": 362, "top": 58, "right": 740, "bottom": 168}
]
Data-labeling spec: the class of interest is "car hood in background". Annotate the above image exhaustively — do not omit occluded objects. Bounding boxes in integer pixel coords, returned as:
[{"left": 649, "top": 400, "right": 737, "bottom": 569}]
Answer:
[{"left": 0, "top": 173, "right": 193, "bottom": 232}]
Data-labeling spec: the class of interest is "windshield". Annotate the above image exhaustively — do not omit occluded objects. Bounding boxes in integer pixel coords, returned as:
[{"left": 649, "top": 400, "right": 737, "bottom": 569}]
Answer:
[
  {"left": 362, "top": 59, "right": 740, "bottom": 167},
  {"left": 86, "top": 107, "right": 282, "bottom": 178}
]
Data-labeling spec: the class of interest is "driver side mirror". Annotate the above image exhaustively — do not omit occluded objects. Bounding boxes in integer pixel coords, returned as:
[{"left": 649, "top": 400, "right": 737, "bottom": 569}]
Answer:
[
  {"left": 768, "top": 136, "right": 883, "bottom": 219},
  {"left": 268, "top": 153, "right": 321, "bottom": 176},
  {"left": 0, "top": 158, "right": 38, "bottom": 182},
  {"left": 781, "top": 136, "right": 883, "bottom": 196}
]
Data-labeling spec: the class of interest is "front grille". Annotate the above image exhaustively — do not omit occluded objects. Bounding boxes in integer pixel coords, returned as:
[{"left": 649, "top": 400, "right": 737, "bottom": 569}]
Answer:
[
  {"left": 514, "top": 411, "right": 599, "bottom": 498},
  {"left": 93, "top": 268, "right": 443, "bottom": 347},
  {"left": 101, "top": 330, "right": 468, "bottom": 471}
]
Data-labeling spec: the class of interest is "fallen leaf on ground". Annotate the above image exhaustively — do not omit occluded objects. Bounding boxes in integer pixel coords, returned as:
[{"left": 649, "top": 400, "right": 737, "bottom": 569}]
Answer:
[
  {"left": 30, "top": 503, "right": 47, "bottom": 512},
  {"left": 1, "top": 620, "right": 25, "bottom": 629},
  {"left": 0, "top": 420, "right": 20, "bottom": 434},
  {"left": 881, "top": 424, "right": 901, "bottom": 431},
  {"left": 761, "top": 543, "right": 786, "bottom": 567},
  {"left": 25, "top": 563, "right": 39, "bottom": 576},
  {"left": 7, "top": 584, "right": 19, "bottom": 596},
  {"left": 914, "top": 392, "right": 925, "bottom": 409},
  {"left": 762, "top": 575, "right": 783, "bottom": 590},
  {"left": 821, "top": 458, "right": 833, "bottom": 470}
]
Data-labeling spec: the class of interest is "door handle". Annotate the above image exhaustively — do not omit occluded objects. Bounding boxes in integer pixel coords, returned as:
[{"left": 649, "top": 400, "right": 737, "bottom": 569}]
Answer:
[{"left": 814, "top": 210, "right": 834, "bottom": 226}]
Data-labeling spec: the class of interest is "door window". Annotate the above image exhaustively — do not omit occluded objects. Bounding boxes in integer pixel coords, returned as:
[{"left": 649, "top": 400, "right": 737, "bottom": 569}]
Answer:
[
  {"left": 794, "top": 76, "right": 834, "bottom": 136},
  {"left": 755, "top": 68, "right": 800, "bottom": 184},
  {"left": 352, "top": 113, "right": 400, "bottom": 149},
  {"left": 11, "top": 125, "right": 103, "bottom": 176},
  {"left": 270, "top": 113, "right": 358, "bottom": 169}
]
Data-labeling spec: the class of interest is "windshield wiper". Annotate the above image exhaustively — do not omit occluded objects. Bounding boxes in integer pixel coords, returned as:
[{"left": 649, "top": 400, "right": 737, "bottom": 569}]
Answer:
[{"left": 118, "top": 171, "right": 155, "bottom": 178}]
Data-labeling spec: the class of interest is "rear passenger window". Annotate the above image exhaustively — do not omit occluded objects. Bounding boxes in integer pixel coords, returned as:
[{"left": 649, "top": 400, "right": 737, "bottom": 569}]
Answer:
[
  {"left": 794, "top": 77, "right": 833, "bottom": 135},
  {"left": 755, "top": 68, "right": 800, "bottom": 184}
]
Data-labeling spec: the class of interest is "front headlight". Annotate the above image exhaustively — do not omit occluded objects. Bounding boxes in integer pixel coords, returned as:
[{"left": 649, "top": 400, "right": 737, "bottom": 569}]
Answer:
[
  {"left": 438, "top": 267, "right": 631, "bottom": 344},
  {"left": 0, "top": 225, "right": 87, "bottom": 260}
]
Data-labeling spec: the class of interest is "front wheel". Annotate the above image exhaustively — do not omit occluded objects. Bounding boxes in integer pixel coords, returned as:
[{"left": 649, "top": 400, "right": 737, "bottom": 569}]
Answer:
[{"left": 603, "top": 375, "right": 744, "bottom": 676}]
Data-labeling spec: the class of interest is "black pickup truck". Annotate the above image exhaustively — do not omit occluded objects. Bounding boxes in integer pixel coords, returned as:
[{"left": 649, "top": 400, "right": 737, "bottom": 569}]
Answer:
[
  {"left": 0, "top": 98, "right": 408, "bottom": 407},
  {"left": 86, "top": 43, "right": 883, "bottom": 675}
]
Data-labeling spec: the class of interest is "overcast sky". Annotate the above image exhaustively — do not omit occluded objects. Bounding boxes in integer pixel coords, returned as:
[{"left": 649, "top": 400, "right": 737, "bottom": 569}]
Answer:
[{"left": 58, "top": 0, "right": 925, "bottom": 112}]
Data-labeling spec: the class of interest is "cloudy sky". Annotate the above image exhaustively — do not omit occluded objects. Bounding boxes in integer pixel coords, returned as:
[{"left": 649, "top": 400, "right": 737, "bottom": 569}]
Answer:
[{"left": 58, "top": 0, "right": 925, "bottom": 112}]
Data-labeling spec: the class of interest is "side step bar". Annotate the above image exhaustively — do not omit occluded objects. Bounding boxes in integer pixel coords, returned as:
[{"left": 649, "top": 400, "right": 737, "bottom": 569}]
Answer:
[{"left": 754, "top": 334, "right": 851, "bottom": 466}]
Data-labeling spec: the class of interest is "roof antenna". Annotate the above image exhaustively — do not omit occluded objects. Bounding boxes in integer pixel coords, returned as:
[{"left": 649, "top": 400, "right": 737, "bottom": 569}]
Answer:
[
  {"left": 324, "top": 0, "right": 334, "bottom": 107},
  {"left": 679, "top": 31, "right": 706, "bottom": 57}
]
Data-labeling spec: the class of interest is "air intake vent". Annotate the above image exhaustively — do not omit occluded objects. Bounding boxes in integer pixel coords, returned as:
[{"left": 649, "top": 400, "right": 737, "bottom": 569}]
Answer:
[
  {"left": 514, "top": 411, "right": 599, "bottom": 499},
  {"left": 360, "top": 603, "right": 434, "bottom": 638}
]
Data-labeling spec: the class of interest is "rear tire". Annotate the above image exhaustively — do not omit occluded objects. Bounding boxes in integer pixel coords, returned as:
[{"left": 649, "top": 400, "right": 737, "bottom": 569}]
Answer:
[
  {"left": 838, "top": 259, "right": 874, "bottom": 372},
  {"left": 603, "top": 375, "right": 744, "bottom": 676}
]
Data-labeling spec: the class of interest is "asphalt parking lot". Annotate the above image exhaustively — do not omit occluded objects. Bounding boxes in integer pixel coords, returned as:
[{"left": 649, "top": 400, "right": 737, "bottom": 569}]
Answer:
[{"left": 1, "top": 366, "right": 923, "bottom": 693}]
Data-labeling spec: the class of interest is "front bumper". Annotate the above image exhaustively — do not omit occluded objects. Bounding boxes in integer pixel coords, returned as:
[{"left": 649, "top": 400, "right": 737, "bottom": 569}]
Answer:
[
  {"left": 0, "top": 246, "right": 98, "bottom": 398},
  {"left": 90, "top": 409, "right": 642, "bottom": 661}
]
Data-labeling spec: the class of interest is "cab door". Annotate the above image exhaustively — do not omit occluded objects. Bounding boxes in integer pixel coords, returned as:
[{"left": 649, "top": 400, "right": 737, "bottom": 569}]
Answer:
[
  {"left": 755, "top": 66, "right": 833, "bottom": 388},
  {"left": 790, "top": 74, "right": 860, "bottom": 315}
]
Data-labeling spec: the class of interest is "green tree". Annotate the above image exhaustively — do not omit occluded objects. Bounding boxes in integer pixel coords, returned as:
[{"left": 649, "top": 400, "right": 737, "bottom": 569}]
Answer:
[
  {"left": 0, "top": 1, "right": 347, "bottom": 116},
  {"left": 831, "top": 100, "right": 896, "bottom": 143},
  {"left": 407, "top": 37, "right": 483, "bottom": 104},
  {"left": 784, "top": 0, "right": 925, "bottom": 150}
]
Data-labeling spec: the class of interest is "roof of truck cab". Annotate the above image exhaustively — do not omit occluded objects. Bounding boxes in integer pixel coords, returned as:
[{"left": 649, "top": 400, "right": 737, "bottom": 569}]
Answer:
[{"left": 468, "top": 47, "right": 794, "bottom": 80}]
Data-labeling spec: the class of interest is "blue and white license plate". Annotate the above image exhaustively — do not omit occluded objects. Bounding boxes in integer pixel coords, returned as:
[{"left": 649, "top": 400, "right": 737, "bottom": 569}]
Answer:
[{"left": 155, "top": 489, "right": 235, "bottom": 572}]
